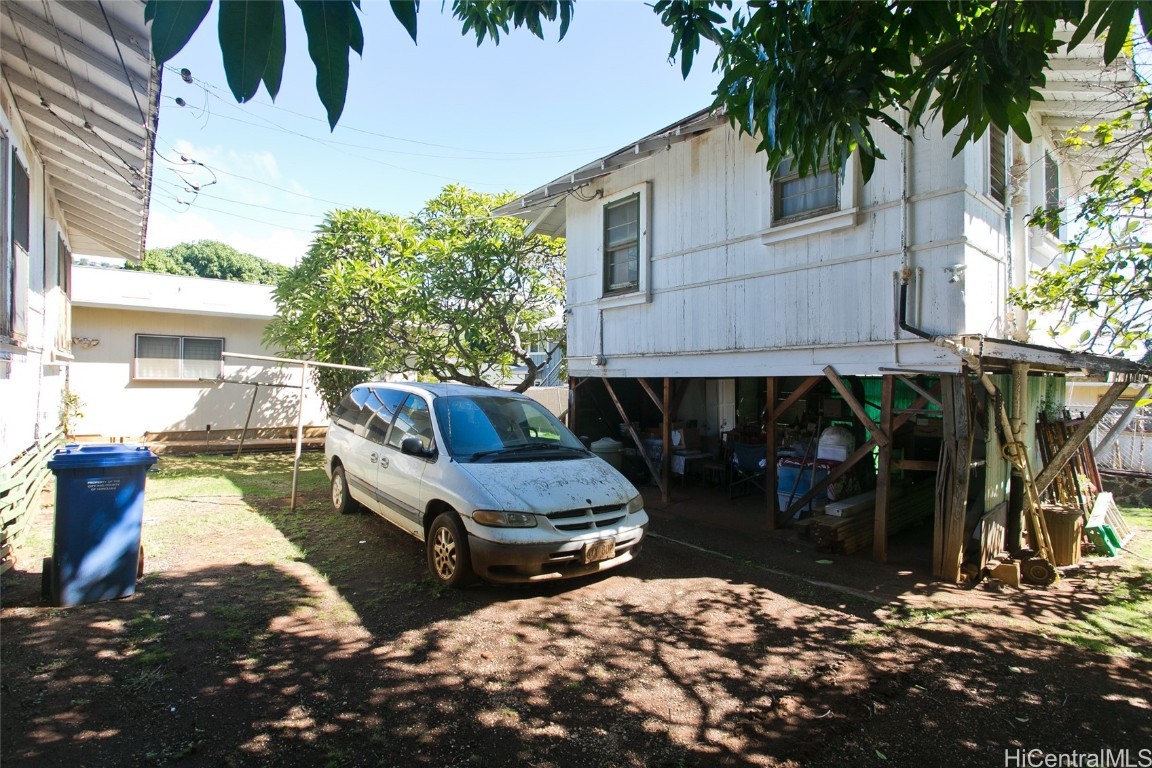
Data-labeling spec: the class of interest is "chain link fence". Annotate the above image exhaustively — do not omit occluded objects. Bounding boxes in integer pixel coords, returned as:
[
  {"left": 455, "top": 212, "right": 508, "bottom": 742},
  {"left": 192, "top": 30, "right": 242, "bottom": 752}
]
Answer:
[{"left": 1091, "top": 404, "right": 1151, "bottom": 473}]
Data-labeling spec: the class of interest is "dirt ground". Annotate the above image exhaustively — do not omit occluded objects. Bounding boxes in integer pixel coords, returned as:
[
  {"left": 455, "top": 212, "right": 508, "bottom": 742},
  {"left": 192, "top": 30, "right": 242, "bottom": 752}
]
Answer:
[{"left": 2, "top": 455, "right": 1150, "bottom": 768}]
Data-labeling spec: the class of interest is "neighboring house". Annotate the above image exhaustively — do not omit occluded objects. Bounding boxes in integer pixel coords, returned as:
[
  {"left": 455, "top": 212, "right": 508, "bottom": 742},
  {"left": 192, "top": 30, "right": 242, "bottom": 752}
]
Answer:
[
  {"left": 497, "top": 37, "right": 1150, "bottom": 581},
  {"left": 69, "top": 266, "right": 328, "bottom": 444},
  {"left": 1, "top": 2, "right": 158, "bottom": 569}
]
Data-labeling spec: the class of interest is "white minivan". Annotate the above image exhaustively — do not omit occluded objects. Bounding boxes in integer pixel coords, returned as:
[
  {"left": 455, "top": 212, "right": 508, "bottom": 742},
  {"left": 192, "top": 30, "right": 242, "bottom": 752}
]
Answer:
[{"left": 324, "top": 382, "right": 648, "bottom": 586}]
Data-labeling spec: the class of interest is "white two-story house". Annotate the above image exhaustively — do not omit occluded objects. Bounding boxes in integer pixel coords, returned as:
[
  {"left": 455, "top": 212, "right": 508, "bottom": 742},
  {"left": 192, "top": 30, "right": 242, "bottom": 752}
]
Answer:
[{"left": 496, "top": 36, "right": 1149, "bottom": 582}]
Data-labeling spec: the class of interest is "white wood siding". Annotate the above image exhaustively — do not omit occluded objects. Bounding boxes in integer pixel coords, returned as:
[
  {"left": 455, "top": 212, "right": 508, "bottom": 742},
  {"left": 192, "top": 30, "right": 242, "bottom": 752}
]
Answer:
[{"left": 562, "top": 115, "right": 1065, "bottom": 379}]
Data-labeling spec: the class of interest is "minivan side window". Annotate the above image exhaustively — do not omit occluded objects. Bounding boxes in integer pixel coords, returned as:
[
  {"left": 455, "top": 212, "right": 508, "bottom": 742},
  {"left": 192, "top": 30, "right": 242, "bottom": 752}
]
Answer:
[
  {"left": 363, "top": 387, "right": 406, "bottom": 444},
  {"left": 388, "top": 395, "right": 435, "bottom": 452},
  {"left": 333, "top": 392, "right": 362, "bottom": 432}
]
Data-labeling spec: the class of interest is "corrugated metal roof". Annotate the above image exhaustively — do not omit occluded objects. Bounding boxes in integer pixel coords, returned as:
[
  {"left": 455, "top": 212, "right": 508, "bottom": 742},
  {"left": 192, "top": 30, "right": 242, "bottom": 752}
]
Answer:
[{"left": 1, "top": 0, "right": 158, "bottom": 261}]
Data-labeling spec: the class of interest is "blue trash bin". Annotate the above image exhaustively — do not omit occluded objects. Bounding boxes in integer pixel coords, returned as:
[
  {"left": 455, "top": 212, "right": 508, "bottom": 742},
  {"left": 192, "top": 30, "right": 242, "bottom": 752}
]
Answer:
[{"left": 44, "top": 444, "right": 158, "bottom": 607}]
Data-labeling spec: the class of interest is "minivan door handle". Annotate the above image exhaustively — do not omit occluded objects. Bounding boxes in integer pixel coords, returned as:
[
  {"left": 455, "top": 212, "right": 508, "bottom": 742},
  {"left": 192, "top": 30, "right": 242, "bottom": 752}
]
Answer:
[
  {"left": 369, "top": 452, "right": 379, "bottom": 464},
  {"left": 379, "top": 456, "right": 389, "bottom": 469}
]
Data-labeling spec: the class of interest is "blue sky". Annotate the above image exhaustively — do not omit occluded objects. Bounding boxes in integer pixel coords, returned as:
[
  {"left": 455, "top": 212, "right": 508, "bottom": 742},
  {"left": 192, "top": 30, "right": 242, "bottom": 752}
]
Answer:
[{"left": 146, "top": 1, "right": 721, "bottom": 265}]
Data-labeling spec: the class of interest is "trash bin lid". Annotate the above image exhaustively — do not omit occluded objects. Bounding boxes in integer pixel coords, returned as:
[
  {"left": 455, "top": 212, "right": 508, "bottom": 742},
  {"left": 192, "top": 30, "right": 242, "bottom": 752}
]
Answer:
[{"left": 47, "top": 444, "right": 158, "bottom": 470}]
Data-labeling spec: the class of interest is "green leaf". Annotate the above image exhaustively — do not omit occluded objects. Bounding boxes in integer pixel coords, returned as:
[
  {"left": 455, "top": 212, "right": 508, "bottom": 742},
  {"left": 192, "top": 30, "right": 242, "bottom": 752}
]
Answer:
[
  {"left": 218, "top": 0, "right": 280, "bottom": 102},
  {"left": 262, "top": 2, "right": 286, "bottom": 99},
  {"left": 147, "top": 0, "right": 213, "bottom": 65},
  {"left": 295, "top": 0, "right": 361, "bottom": 129},
  {"left": 1101, "top": 3, "right": 1135, "bottom": 63},
  {"left": 390, "top": 0, "right": 419, "bottom": 43}
]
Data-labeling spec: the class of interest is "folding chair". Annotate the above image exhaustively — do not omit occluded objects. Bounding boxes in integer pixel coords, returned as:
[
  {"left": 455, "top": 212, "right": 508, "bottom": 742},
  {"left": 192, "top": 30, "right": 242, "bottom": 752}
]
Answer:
[{"left": 729, "top": 441, "right": 767, "bottom": 498}]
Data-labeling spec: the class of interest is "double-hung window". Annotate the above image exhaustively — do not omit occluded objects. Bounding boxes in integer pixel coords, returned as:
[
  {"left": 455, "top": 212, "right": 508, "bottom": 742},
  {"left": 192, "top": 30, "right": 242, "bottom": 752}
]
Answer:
[
  {"left": 772, "top": 156, "right": 839, "bottom": 222},
  {"left": 603, "top": 193, "right": 640, "bottom": 294},
  {"left": 135, "top": 334, "right": 223, "bottom": 380}
]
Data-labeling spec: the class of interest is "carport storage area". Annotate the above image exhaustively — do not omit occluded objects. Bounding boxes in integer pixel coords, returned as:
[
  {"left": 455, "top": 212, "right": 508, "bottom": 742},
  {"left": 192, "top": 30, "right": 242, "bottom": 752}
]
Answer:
[{"left": 568, "top": 362, "right": 1143, "bottom": 585}]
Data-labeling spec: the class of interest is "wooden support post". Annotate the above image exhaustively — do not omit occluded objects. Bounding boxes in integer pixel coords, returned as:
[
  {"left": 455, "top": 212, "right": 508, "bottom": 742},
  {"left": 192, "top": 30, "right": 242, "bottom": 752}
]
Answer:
[
  {"left": 662, "top": 377, "right": 672, "bottom": 503},
  {"left": 824, "top": 365, "right": 888, "bottom": 446},
  {"left": 765, "top": 376, "right": 778, "bottom": 530},
  {"left": 873, "top": 375, "right": 895, "bottom": 562},
  {"left": 568, "top": 376, "right": 578, "bottom": 431},
  {"left": 783, "top": 387, "right": 938, "bottom": 521},
  {"left": 934, "top": 374, "right": 972, "bottom": 583},
  {"left": 1096, "top": 383, "right": 1151, "bottom": 456},
  {"left": 637, "top": 378, "right": 664, "bottom": 414},
  {"left": 602, "top": 376, "right": 661, "bottom": 486},
  {"left": 771, "top": 376, "right": 822, "bottom": 420},
  {"left": 1033, "top": 381, "right": 1128, "bottom": 496}
]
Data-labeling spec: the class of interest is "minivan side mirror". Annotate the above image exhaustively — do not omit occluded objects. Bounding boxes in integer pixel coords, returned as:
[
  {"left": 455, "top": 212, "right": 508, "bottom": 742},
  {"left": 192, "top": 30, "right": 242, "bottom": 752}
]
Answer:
[{"left": 400, "top": 436, "right": 432, "bottom": 458}]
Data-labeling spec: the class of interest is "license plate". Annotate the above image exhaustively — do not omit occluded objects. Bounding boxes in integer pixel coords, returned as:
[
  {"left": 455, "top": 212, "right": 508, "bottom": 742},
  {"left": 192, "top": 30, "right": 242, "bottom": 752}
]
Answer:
[{"left": 583, "top": 539, "right": 616, "bottom": 564}]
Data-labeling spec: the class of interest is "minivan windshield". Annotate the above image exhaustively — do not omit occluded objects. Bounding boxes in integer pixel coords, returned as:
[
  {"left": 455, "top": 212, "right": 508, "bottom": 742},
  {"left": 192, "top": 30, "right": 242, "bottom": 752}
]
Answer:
[{"left": 434, "top": 395, "right": 589, "bottom": 462}]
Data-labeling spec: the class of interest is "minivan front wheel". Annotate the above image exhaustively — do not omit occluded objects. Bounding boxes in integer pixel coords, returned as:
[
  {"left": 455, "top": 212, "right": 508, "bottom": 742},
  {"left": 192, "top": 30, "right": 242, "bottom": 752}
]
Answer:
[
  {"left": 330, "top": 465, "right": 360, "bottom": 514},
  {"left": 427, "top": 513, "right": 475, "bottom": 587}
]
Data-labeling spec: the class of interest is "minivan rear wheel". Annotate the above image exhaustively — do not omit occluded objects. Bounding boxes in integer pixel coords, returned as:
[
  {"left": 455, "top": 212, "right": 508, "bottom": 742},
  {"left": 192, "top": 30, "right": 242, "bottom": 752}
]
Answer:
[
  {"left": 331, "top": 464, "right": 361, "bottom": 514},
  {"left": 427, "top": 513, "right": 475, "bottom": 587}
]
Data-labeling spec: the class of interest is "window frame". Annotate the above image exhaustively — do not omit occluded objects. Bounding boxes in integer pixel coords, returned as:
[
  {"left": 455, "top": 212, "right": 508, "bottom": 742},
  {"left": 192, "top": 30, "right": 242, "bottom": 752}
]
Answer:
[
  {"left": 387, "top": 393, "right": 436, "bottom": 455},
  {"left": 771, "top": 156, "right": 840, "bottom": 224},
  {"left": 598, "top": 183, "right": 650, "bottom": 306},
  {"left": 989, "top": 125, "right": 1008, "bottom": 206},
  {"left": 761, "top": 153, "right": 859, "bottom": 244},
  {"left": 603, "top": 192, "right": 641, "bottom": 295},
  {"left": 133, "top": 333, "right": 224, "bottom": 381}
]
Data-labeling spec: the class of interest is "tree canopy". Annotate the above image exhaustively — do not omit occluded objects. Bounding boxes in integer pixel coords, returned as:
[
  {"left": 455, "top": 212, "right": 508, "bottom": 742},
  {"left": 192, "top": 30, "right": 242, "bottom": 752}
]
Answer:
[
  {"left": 146, "top": 0, "right": 1147, "bottom": 176},
  {"left": 127, "top": 240, "right": 288, "bottom": 284},
  {"left": 1012, "top": 111, "right": 1152, "bottom": 356},
  {"left": 265, "top": 186, "right": 565, "bottom": 409}
]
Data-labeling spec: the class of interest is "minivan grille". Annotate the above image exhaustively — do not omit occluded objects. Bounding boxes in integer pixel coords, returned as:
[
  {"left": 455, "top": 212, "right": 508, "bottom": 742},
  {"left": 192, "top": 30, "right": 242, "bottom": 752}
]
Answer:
[{"left": 546, "top": 504, "right": 627, "bottom": 532}]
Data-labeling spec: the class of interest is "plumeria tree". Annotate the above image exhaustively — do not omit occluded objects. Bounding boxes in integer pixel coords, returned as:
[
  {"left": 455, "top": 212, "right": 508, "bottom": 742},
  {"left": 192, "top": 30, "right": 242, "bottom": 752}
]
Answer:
[{"left": 265, "top": 186, "right": 564, "bottom": 409}]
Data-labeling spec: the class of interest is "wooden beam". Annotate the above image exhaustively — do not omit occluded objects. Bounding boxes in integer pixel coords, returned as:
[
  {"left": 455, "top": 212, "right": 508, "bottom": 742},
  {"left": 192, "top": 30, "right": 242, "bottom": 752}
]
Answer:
[
  {"left": 602, "top": 377, "right": 661, "bottom": 486},
  {"left": 568, "top": 377, "right": 577, "bottom": 431},
  {"left": 1033, "top": 381, "right": 1127, "bottom": 495},
  {"left": 771, "top": 376, "right": 821, "bottom": 421},
  {"left": 766, "top": 376, "right": 778, "bottom": 530},
  {"left": 782, "top": 387, "right": 938, "bottom": 521},
  {"left": 874, "top": 375, "right": 895, "bottom": 563},
  {"left": 1093, "top": 383, "right": 1150, "bottom": 457},
  {"left": 823, "top": 366, "right": 889, "bottom": 446},
  {"left": 892, "top": 459, "right": 939, "bottom": 472},
  {"left": 934, "top": 375, "right": 973, "bottom": 583},
  {"left": 637, "top": 377, "right": 663, "bottom": 415},
  {"left": 896, "top": 374, "right": 942, "bottom": 408}
]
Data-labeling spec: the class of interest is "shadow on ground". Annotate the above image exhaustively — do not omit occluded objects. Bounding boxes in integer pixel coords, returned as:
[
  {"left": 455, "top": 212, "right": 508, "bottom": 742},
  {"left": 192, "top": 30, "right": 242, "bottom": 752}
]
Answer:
[{"left": 2, "top": 457, "right": 1150, "bottom": 768}]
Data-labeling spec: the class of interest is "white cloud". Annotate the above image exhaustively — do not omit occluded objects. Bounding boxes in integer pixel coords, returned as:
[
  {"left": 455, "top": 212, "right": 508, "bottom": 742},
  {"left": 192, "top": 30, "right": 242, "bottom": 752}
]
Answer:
[{"left": 146, "top": 206, "right": 312, "bottom": 267}]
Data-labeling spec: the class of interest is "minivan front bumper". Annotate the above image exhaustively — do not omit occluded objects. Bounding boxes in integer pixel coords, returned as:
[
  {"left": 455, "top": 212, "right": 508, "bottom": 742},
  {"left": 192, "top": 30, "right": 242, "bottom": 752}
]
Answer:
[{"left": 466, "top": 524, "right": 647, "bottom": 583}]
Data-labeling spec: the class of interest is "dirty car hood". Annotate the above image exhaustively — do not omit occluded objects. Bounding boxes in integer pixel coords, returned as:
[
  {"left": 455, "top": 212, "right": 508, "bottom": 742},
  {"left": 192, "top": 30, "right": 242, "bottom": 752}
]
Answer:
[{"left": 458, "top": 457, "right": 637, "bottom": 513}]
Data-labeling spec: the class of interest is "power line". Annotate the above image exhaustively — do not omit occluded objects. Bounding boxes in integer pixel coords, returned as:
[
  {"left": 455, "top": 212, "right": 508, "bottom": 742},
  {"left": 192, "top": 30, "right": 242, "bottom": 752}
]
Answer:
[{"left": 168, "top": 65, "right": 611, "bottom": 158}]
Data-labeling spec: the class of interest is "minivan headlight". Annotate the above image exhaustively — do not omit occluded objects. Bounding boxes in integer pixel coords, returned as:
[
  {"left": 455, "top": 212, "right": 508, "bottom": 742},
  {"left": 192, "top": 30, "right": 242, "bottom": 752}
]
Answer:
[
  {"left": 473, "top": 510, "right": 538, "bottom": 528},
  {"left": 626, "top": 494, "right": 644, "bottom": 515}
]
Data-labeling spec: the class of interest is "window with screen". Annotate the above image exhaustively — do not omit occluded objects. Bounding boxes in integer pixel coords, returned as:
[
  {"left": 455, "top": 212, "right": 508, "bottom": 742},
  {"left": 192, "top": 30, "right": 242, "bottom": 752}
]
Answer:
[
  {"left": 135, "top": 334, "right": 223, "bottom": 380},
  {"left": 603, "top": 193, "right": 640, "bottom": 294},
  {"left": 773, "top": 156, "right": 839, "bottom": 222}
]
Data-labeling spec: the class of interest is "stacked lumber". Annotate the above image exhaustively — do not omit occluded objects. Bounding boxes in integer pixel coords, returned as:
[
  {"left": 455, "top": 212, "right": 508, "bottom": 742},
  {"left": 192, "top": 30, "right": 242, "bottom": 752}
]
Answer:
[{"left": 809, "top": 483, "right": 935, "bottom": 555}]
